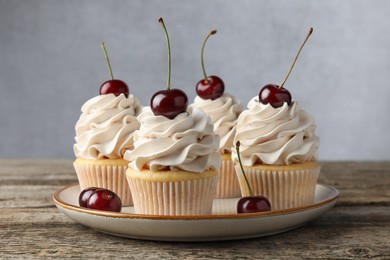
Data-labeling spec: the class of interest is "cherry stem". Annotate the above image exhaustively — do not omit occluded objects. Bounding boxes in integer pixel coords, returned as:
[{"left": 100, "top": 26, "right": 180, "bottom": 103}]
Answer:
[
  {"left": 235, "top": 141, "right": 254, "bottom": 196},
  {"left": 101, "top": 42, "right": 114, "bottom": 80},
  {"left": 201, "top": 30, "right": 217, "bottom": 83},
  {"left": 279, "top": 27, "right": 313, "bottom": 89},
  {"left": 158, "top": 17, "right": 171, "bottom": 91}
]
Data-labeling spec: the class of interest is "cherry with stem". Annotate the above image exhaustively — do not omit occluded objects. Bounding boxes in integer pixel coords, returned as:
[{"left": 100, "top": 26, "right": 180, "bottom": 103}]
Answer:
[
  {"left": 99, "top": 42, "right": 129, "bottom": 97},
  {"left": 150, "top": 17, "right": 188, "bottom": 119},
  {"left": 196, "top": 30, "right": 224, "bottom": 100},
  {"left": 259, "top": 28, "right": 313, "bottom": 108},
  {"left": 236, "top": 141, "right": 271, "bottom": 213}
]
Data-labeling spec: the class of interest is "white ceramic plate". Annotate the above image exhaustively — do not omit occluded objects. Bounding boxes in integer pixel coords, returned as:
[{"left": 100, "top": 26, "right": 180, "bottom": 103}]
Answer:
[{"left": 53, "top": 184, "right": 339, "bottom": 242}]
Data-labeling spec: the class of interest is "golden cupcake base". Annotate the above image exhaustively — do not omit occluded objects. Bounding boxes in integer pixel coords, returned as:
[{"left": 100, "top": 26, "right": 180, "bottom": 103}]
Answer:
[
  {"left": 215, "top": 153, "right": 241, "bottom": 198},
  {"left": 235, "top": 161, "right": 320, "bottom": 210},
  {"left": 126, "top": 168, "right": 218, "bottom": 216},
  {"left": 73, "top": 158, "right": 133, "bottom": 206}
]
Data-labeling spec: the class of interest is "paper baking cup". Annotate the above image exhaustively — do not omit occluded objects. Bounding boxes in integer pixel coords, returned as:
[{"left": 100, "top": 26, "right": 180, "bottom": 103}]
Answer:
[
  {"left": 74, "top": 160, "right": 133, "bottom": 206},
  {"left": 216, "top": 157, "right": 241, "bottom": 198},
  {"left": 126, "top": 170, "right": 218, "bottom": 216},
  {"left": 234, "top": 164, "right": 320, "bottom": 211}
]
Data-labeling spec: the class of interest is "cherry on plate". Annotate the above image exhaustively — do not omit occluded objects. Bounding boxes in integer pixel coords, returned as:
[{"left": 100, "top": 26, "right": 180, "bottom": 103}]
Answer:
[
  {"left": 86, "top": 188, "right": 122, "bottom": 212},
  {"left": 79, "top": 187, "right": 99, "bottom": 208},
  {"left": 237, "top": 196, "right": 271, "bottom": 213}
]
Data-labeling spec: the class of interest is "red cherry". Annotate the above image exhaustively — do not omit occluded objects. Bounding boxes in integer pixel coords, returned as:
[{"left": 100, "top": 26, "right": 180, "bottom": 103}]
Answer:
[
  {"left": 100, "top": 42, "right": 129, "bottom": 98},
  {"left": 258, "top": 28, "right": 313, "bottom": 109},
  {"left": 196, "top": 75, "right": 224, "bottom": 100},
  {"left": 99, "top": 79, "right": 129, "bottom": 97},
  {"left": 196, "top": 30, "right": 224, "bottom": 100},
  {"left": 259, "top": 84, "right": 292, "bottom": 108},
  {"left": 150, "top": 89, "right": 188, "bottom": 119},
  {"left": 86, "top": 188, "right": 122, "bottom": 212},
  {"left": 235, "top": 141, "right": 272, "bottom": 214},
  {"left": 152, "top": 18, "right": 188, "bottom": 119},
  {"left": 237, "top": 196, "right": 271, "bottom": 213},
  {"left": 79, "top": 187, "right": 99, "bottom": 208}
]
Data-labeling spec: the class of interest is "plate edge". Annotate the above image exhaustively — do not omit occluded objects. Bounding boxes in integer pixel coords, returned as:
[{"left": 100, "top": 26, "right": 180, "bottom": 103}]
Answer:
[{"left": 53, "top": 183, "right": 339, "bottom": 220}]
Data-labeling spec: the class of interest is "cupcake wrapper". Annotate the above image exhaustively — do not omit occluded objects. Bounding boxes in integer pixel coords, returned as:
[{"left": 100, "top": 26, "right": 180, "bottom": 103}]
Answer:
[
  {"left": 216, "top": 158, "right": 241, "bottom": 198},
  {"left": 74, "top": 162, "right": 133, "bottom": 206},
  {"left": 127, "top": 174, "right": 218, "bottom": 216},
  {"left": 235, "top": 165, "right": 320, "bottom": 210}
]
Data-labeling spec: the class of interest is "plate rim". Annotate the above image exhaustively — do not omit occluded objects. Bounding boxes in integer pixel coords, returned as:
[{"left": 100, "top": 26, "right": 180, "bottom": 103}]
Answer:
[{"left": 53, "top": 183, "right": 339, "bottom": 221}]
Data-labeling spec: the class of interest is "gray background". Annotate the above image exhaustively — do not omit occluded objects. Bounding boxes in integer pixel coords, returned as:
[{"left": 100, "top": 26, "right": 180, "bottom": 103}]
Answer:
[{"left": 0, "top": 0, "right": 389, "bottom": 160}]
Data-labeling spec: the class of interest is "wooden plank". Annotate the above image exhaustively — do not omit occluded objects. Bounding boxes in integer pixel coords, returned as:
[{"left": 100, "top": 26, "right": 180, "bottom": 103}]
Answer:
[
  {"left": 0, "top": 185, "right": 65, "bottom": 208},
  {"left": 318, "top": 161, "right": 390, "bottom": 206},
  {"left": 0, "top": 160, "right": 75, "bottom": 185},
  {"left": 0, "top": 207, "right": 389, "bottom": 259}
]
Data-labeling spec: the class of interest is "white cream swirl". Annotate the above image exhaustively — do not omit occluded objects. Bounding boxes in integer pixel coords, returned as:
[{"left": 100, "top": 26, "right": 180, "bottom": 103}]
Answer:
[
  {"left": 232, "top": 97, "right": 319, "bottom": 166},
  {"left": 74, "top": 93, "right": 142, "bottom": 159},
  {"left": 192, "top": 93, "right": 242, "bottom": 153},
  {"left": 124, "top": 106, "right": 220, "bottom": 172}
]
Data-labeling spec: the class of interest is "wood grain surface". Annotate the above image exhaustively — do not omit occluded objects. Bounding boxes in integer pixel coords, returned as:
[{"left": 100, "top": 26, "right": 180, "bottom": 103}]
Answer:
[{"left": 1, "top": 160, "right": 389, "bottom": 259}]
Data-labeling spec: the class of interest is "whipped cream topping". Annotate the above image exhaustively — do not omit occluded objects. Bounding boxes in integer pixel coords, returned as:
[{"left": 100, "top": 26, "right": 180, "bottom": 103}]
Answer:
[
  {"left": 124, "top": 106, "right": 220, "bottom": 172},
  {"left": 232, "top": 97, "right": 319, "bottom": 166},
  {"left": 192, "top": 93, "right": 242, "bottom": 153},
  {"left": 74, "top": 93, "right": 142, "bottom": 159}
]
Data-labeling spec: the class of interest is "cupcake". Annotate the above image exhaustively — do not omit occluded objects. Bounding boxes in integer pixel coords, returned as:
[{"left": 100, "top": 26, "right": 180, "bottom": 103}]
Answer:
[
  {"left": 192, "top": 93, "right": 242, "bottom": 198},
  {"left": 124, "top": 105, "right": 220, "bottom": 215},
  {"left": 73, "top": 42, "right": 143, "bottom": 206},
  {"left": 73, "top": 92, "right": 142, "bottom": 206},
  {"left": 232, "top": 97, "right": 320, "bottom": 210},
  {"left": 192, "top": 29, "right": 243, "bottom": 198},
  {"left": 232, "top": 27, "right": 320, "bottom": 211},
  {"left": 125, "top": 18, "right": 220, "bottom": 216}
]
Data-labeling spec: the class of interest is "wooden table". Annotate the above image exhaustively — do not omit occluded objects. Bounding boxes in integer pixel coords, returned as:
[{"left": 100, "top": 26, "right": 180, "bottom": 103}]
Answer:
[{"left": 1, "top": 160, "right": 389, "bottom": 259}]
